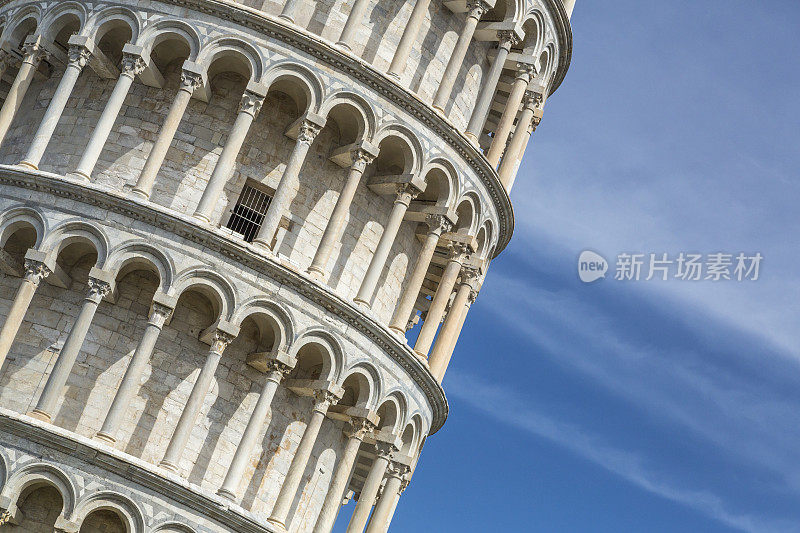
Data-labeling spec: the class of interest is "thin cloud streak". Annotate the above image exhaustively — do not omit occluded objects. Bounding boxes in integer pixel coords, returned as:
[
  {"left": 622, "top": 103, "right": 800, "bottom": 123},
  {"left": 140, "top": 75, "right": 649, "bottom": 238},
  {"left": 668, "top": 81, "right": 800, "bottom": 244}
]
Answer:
[
  {"left": 483, "top": 267, "right": 800, "bottom": 495},
  {"left": 447, "top": 372, "right": 796, "bottom": 533}
]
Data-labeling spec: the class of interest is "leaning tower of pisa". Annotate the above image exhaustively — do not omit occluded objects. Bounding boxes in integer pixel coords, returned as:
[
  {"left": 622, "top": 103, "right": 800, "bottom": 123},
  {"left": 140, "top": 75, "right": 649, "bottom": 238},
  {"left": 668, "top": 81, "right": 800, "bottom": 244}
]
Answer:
[{"left": 0, "top": 0, "right": 572, "bottom": 531}]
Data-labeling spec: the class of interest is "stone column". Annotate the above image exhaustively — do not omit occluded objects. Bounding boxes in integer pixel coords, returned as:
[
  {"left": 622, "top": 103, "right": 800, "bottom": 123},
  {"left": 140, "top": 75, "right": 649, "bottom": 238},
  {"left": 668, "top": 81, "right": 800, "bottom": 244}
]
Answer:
[
  {"left": 269, "top": 388, "right": 341, "bottom": 528},
  {"left": 217, "top": 356, "right": 294, "bottom": 500},
  {"left": 313, "top": 417, "right": 375, "bottom": 533},
  {"left": 30, "top": 274, "right": 113, "bottom": 422},
  {"left": 387, "top": 0, "right": 434, "bottom": 79},
  {"left": 0, "top": 257, "right": 51, "bottom": 372},
  {"left": 436, "top": 285, "right": 477, "bottom": 382},
  {"left": 95, "top": 300, "right": 174, "bottom": 444},
  {"left": 413, "top": 244, "right": 467, "bottom": 357},
  {"left": 252, "top": 119, "right": 321, "bottom": 249},
  {"left": 377, "top": 479, "right": 407, "bottom": 533},
  {"left": 0, "top": 38, "right": 48, "bottom": 147},
  {"left": 464, "top": 30, "right": 519, "bottom": 143},
  {"left": 131, "top": 69, "right": 203, "bottom": 199},
  {"left": 279, "top": 0, "right": 302, "bottom": 23},
  {"left": 354, "top": 184, "right": 418, "bottom": 307},
  {"left": 365, "top": 461, "right": 410, "bottom": 533},
  {"left": 308, "top": 148, "right": 375, "bottom": 279},
  {"left": 429, "top": 268, "right": 478, "bottom": 379},
  {"left": 388, "top": 214, "right": 452, "bottom": 335},
  {"left": 19, "top": 42, "right": 92, "bottom": 169},
  {"left": 160, "top": 330, "right": 235, "bottom": 473},
  {"left": 336, "top": 0, "right": 372, "bottom": 50},
  {"left": 346, "top": 441, "right": 394, "bottom": 533},
  {"left": 486, "top": 63, "right": 536, "bottom": 167},
  {"left": 505, "top": 110, "right": 541, "bottom": 191},
  {"left": 72, "top": 51, "right": 146, "bottom": 181},
  {"left": 193, "top": 87, "right": 265, "bottom": 223},
  {"left": 432, "top": 1, "right": 489, "bottom": 112},
  {"left": 498, "top": 90, "right": 541, "bottom": 190}
]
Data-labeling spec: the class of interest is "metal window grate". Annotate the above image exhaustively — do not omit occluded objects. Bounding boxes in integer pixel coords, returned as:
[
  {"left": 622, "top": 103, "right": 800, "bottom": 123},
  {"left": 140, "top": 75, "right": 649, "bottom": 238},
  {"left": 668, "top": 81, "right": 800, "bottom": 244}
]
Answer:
[{"left": 226, "top": 183, "right": 273, "bottom": 242}]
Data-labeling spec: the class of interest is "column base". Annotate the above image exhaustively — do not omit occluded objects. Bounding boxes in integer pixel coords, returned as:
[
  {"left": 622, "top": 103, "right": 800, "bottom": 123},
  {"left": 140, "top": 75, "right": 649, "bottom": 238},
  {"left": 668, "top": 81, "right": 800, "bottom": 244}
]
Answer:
[
  {"left": 67, "top": 170, "right": 91, "bottom": 182},
  {"left": 432, "top": 104, "right": 446, "bottom": 114},
  {"left": 128, "top": 188, "right": 150, "bottom": 201},
  {"left": 250, "top": 238, "right": 272, "bottom": 252},
  {"left": 94, "top": 431, "right": 116, "bottom": 445},
  {"left": 353, "top": 297, "right": 370, "bottom": 309},
  {"left": 28, "top": 409, "right": 51, "bottom": 423},
  {"left": 192, "top": 212, "right": 211, "bottom": 224},
  {"left": 388, "top": 325, "right": 406, "bottom": 337},
  {"left": 463, "top": 131, "right": 479, "bottom": 145},
  {"left": 413, "top": 349, "right": 427, "bottom": 360},
  {"left": 277, "top": 14, "right": 295, "bottom": 23},
  {"left": 216, "top": 487, "right": 237, "bottom": 501},
  {"left": 387, "top": 71, "right": 401, "bottom": 80},
  {"left": 158, "top": 460, "right": 180, "bottom": 474},
  {"left": 335, "top": 41, "right": 352, "bottom": 51},
  {"left": 16, "top": 160, "right": 37, "bottom": 170},
  {"left": 306, "top": 264, "right": 326, "bottom": 281},
  {"left": 266, "top": 517, "right": 287, "bottom": 531}
]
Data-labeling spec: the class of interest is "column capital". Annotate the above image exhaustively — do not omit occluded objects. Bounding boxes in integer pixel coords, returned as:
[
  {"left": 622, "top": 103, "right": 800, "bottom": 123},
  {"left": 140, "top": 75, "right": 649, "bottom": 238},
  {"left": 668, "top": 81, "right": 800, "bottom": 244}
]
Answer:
[
  {"left": 351, "top": 146, "right": 376, "bottom": 172},
  {"left": 312, "top": 386, "right": 343, "bottom": 412},
  {"left": 395, "top": 182, "right": 421, "bottom": 206},
  {"left": 497, "top": 29, "right": 521, "bottom": 48},
  {"left": 86, "top": 277, "right": 112, "bottom": 303},
  {"left": 374, "top": 439, "right": 397, "bottom": 460},
  {"left": 120, "top": 51, "right": 146, "bottom": 78},
  {"left": 460, "top": 265, "right": 481, "bottom": 287},
  {"left": 522, "top": 89, "right": 544, "bottom": 111},
  {"left": 345, "top": 416, "right": 377, "bottom": 440},
  {"left": 514, "top": 62, "right": 537, "bottom": 83},
  {"left": 386, "top": 460, "right": 411, "bottom": 480},
  {"left": 180, "top": 69, "right": 203, "bottom": 92},
  {"left": 21, "top": 38, "right": 49, "bottom": 65},
  {"left": 399, "top": 476, "right": 411, "bottom": 494},
  {"left": 466, "top": 0, "right": 491, "bottom": 19},
  {"left": 264, "top": 357, "right": 295, "bottom": 378},
  {"left": 238, "top": 89, "right": 265, "bottom": 118},
  {"left": 447, "top": 241, "right": 471, "bottom": 261},
  {"left": 23, "top": 258, "right": 51, "bottom": 284},
  {"left": 209, "top": 330, "right": 236, "bottom": 354},
  {"left": 425, "top": 213, "right": 453, "bottom": 235},
  {"left": 297, "top": 119, "right": 322, "bottom": 145},
  {"left": 148, "top": 301, "right": 173, "bottom": 328},
  {"left": 67, "top": 43, "right": 92, "bottom": 69}
]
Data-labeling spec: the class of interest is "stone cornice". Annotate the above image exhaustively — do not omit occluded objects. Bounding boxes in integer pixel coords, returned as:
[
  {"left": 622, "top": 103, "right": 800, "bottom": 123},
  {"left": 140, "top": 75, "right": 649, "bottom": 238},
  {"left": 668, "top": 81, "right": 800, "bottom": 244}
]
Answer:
[
  {"left": 0, "top": 409, "right": 281, "bottom": 533},
  {"left": 0, "top": 166, "right": 449, "bottom": 433},
  {"left": 542, "top": 0, "right": 573, "bottom": 95}
]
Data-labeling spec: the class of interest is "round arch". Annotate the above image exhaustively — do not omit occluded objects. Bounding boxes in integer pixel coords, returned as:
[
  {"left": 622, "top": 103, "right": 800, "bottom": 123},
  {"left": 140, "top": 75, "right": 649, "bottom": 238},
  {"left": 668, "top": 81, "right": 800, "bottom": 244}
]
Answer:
[
  {"left": 105, "top": 241, "right": 176, "bottom": 293},
  {"left": 73, "top": 491, "right": 145, "bottom": 533},
  {"left": 0, "top": 205, "right": 46, "bottom": 249},
  {"left": 41, "top": 220, "right": 110, "bottom": 268},
  {"left": 289, "top": 328, "right": 344, "bottom": 383},
  {"left": 231, "top": 298, "right": 295, "bottom": 353},
  {"left": 0, "top": 463, "right": 77, "bottom": 520},
  {"left": 170, "top": 267, "right": 237, "bottom": 321}
]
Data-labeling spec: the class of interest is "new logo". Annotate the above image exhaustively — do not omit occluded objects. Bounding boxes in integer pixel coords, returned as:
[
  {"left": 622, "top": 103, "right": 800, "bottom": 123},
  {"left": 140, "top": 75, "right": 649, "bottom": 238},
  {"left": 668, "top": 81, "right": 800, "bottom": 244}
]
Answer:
[{"left": 578, "top": 250, "right": 608, "bottom": 283}]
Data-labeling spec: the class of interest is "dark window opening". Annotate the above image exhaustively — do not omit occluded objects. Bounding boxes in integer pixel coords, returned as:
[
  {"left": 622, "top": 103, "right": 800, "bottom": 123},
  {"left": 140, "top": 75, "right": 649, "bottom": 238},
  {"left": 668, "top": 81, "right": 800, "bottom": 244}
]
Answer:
[{"left": 226, "top": 182, "right": 273, "bottom": 242}]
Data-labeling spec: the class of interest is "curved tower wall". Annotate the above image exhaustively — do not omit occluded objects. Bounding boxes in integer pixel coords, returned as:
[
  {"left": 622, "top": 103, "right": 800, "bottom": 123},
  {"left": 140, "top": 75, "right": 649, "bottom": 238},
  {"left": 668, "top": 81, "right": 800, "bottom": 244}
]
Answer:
[{"left": 0, "top": 0, "right": 572, "bottom": 532}]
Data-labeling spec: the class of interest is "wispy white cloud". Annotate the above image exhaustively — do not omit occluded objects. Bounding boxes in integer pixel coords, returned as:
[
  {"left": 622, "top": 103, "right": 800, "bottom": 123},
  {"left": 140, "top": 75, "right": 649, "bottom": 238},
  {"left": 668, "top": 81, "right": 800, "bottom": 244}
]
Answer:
[
  {"left": 447, "top": 372, "right": 797, "bottom": 533},
  {"left": 482, "top": 268, "right": 800, "bottom": 494}
]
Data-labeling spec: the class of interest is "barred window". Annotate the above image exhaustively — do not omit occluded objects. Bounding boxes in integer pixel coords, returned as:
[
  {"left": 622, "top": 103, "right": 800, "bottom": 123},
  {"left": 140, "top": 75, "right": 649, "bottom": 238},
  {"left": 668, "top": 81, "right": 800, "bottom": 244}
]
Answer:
[{"left": 225, "top": 181, "right": 273, "bottom": 242}]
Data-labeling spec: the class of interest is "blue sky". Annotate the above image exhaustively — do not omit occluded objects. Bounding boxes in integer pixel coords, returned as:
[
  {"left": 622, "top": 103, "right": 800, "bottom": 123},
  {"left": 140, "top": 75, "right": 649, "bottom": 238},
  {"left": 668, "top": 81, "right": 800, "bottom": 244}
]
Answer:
[{"left": 374, "top": 1, "right": 800, "bottom": 532}]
